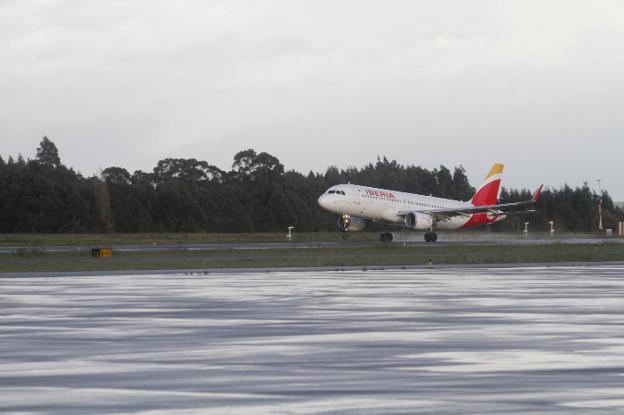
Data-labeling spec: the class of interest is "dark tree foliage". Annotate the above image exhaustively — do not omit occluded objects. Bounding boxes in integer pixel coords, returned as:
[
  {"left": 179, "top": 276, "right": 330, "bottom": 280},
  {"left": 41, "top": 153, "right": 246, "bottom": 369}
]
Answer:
[
  {"left": 0, "top": 137, "right": 622, "bottom": 233},
  {"left": 102, "top": 167, "right": 132, "bottom": 185},
  {"left": 154, "top": 158, "right": 225, "bottom": 183},
  {"left": 0, "top": 141, "right": 101, "bottom": 233},
  {"left": 36, "top": 136, "right": 61, "bottom": 168},
  {"left": 232, "top": 149, "right": 284, "bottom": 182}
]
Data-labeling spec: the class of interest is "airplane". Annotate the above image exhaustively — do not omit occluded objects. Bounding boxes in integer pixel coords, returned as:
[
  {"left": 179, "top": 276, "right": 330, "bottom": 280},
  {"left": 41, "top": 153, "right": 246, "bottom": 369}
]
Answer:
[{"left": 317, "top": 163, "right": 542, "bottom": 242}]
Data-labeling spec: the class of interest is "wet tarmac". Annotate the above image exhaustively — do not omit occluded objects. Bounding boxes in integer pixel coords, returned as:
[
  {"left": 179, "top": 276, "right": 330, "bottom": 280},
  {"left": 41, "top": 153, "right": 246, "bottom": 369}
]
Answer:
[{"left": 1, "top": 265, "right": 624, "bottom": 414}]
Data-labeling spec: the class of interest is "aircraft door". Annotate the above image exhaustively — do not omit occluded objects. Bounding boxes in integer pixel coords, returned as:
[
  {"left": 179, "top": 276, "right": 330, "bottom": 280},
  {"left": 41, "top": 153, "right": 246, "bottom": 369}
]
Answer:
[{"left": 355, "top": 189, "right": 365, "bottom": 214}]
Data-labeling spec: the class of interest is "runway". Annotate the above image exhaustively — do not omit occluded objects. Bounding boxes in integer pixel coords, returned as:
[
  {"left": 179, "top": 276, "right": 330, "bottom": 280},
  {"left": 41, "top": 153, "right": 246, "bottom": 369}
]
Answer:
[
  {"left": 0, "top": 235, "right": 621, "bottom": 254},
  {"left": 2, "top": 265, "right": 624, "bottom": 414}
]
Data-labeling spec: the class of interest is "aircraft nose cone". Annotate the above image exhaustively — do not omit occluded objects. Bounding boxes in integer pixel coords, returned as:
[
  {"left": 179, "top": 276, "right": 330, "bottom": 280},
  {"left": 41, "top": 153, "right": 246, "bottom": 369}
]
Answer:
[{"left": 317, "top": 195, "right": 328, "bottom": 209}]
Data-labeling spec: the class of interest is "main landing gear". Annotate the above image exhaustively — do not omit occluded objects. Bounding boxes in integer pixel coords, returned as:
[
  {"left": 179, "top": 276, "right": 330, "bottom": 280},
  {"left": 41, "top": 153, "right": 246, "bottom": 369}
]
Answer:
[
  {"left": 424, "top": 232, "right": 438, "bottom": 242},
  {"left": 380, "top": 232, "right": 393, "bottom": 242}
]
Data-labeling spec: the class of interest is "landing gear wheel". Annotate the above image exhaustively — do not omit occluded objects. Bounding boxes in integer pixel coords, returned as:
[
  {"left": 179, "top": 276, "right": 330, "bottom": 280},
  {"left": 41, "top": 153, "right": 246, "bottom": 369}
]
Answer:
[
  {"left": 424, "top": 232, "right": 438, "bottom": 242},
  {"left": 380, "top": 232, "right": 393, "bottom": 242}
]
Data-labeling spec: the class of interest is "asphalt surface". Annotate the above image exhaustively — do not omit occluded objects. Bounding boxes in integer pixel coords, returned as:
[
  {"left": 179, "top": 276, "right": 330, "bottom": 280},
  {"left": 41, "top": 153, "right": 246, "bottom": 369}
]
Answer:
[
  {"left": 2, "top": 265, "right": 624, "bottom": 414},
  {"left": 0, "top": 235, "right": 622, "bottom": 254}
]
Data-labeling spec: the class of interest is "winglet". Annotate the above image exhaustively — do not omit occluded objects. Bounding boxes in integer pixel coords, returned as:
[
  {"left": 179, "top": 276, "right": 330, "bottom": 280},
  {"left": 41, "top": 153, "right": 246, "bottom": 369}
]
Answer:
[{"left": 532, "top": 184, "right": 543, "bottom": 203}]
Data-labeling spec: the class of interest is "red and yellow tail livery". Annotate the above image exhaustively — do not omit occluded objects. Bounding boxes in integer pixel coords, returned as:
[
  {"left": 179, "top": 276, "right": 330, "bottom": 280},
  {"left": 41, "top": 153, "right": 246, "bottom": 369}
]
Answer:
[{"left": 470, "top": 163, "right": 504, "bottom": 206}]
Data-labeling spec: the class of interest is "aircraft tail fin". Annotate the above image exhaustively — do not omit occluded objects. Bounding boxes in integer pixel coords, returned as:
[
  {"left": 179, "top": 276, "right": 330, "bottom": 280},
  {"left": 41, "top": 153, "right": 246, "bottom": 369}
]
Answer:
[
  {"left": 532, "top": 184, "right": 544, "bottom": 203},
  {"left": 470, "top": 163, "right": 504, "bottom": 206}
]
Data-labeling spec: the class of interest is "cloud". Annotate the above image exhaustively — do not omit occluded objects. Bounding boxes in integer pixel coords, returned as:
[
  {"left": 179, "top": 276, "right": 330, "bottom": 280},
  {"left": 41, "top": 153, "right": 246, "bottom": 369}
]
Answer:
[{"left": 1, "top": 0, "right": 624, "bottom": 196}]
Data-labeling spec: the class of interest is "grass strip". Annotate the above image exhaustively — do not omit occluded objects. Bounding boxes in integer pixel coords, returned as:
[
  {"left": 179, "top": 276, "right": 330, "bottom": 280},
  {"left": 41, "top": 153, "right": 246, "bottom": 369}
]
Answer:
[
  {"left": 1, "top": 243, "right": 623, "bottom": 273},
  {"left": 0, "top": 232, "right": 379, "bottom": 247}
]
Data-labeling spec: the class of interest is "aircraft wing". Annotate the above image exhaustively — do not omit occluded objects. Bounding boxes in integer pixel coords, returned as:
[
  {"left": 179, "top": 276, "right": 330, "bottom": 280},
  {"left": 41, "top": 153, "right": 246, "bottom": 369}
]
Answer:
[{"left": 398, "top": 185, "right": 543, "bottom": 221}]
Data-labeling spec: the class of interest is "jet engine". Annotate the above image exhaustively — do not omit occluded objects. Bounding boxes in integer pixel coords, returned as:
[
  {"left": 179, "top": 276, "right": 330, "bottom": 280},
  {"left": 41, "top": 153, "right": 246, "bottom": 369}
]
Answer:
[
  {"left": 403, "top": 212, "right": 434, "bottom": 230},
  {"left": 337, "top": 213, "right": 367, "bottom": 232}
]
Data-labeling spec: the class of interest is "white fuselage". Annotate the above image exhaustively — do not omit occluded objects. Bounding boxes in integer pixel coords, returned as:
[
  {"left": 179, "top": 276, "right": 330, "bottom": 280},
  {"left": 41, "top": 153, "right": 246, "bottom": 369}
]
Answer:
[{"left": 317, "top": 184, "right": 503, "bottom": 230}]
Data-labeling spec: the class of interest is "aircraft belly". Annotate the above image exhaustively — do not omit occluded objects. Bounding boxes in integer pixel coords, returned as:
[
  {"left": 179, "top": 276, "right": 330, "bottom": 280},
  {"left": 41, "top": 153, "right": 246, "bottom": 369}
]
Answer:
[{"left": 436, "top": 216, "right": 469, "bottom": 230}]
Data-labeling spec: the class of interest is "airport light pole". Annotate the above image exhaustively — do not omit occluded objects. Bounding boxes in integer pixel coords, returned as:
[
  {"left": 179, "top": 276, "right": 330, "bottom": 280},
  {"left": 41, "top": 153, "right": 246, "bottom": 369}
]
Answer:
[{"left": 596, "top": 179, "right": 604, "bottom": 233}]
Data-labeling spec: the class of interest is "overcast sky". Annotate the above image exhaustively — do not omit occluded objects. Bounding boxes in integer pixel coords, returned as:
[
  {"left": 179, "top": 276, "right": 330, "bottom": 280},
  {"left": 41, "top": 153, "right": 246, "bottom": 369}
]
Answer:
[{"left": 2, "top": 0, "right": 623, "bottom": 198}]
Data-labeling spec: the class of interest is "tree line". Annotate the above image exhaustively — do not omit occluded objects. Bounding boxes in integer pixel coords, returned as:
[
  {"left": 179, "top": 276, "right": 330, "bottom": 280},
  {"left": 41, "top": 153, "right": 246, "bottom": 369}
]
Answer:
[{"left": 0, "top": 137, "right": 621, "bottom": 233}]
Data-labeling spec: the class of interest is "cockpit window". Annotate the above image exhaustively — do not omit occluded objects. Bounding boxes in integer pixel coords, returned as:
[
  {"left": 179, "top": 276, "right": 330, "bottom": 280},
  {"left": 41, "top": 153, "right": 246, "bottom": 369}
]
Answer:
[
  {"left": 328, "top": 190, "right": 336, "bottom": 194},
  {"left": 328, "top": 190, "right": 346, "bottom": 195}
]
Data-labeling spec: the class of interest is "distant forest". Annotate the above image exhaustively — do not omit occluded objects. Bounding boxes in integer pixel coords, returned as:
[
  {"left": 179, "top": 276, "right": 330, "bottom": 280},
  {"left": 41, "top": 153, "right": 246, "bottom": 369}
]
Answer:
[{"left": 0, "top": 137, "right": 621, "bottom": 234}]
